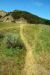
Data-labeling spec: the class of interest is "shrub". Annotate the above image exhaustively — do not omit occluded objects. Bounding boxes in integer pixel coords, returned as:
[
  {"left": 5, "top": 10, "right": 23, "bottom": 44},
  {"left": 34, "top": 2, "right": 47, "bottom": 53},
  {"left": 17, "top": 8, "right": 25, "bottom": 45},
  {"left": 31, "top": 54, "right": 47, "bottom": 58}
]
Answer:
[
  {"left": 0, "top": 32, "right": 4, "bottom": 39},
  {"left": 0, "top": 15, "right": 2, "bottom": 18},
  {"left": 5, "top": 33, "right": 24, "bottom": 49}
]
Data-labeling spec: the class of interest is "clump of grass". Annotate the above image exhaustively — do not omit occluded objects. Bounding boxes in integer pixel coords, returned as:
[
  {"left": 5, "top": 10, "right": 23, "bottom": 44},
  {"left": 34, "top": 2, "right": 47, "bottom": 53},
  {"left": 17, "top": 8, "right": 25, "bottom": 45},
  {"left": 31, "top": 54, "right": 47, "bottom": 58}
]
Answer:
[
  {"left": 0, "top": 32, "right": 4, "bottom": 39},
  {"left": 5, "top": 33, "right": 25, "bottom": 49}
]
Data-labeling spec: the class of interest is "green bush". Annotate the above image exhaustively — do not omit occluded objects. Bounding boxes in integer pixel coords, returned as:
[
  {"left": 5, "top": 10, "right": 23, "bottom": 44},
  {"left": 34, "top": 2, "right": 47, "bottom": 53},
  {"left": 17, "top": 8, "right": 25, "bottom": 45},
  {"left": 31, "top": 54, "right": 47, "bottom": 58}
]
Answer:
[{"left": 5, "top": 33, "right": 24, "bottom": 49}]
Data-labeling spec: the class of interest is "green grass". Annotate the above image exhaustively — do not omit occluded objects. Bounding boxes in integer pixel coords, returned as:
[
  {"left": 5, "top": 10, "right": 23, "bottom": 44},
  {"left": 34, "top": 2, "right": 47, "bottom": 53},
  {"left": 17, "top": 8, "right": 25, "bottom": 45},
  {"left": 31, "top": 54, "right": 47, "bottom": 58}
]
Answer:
[
  {"left": 23, "top": 24, "right": 50, "bottom": 70},
  {"left": 0, "top": 22, "right": 26, "bottom": 75},
  {"left": 0, "top": 22, "right": 50, "bottom": 74}
]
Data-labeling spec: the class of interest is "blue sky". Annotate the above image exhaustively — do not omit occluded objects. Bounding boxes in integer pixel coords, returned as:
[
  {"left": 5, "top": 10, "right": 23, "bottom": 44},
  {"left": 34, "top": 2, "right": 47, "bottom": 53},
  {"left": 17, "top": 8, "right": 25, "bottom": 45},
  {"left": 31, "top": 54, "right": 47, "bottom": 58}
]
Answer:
[{"left": 0, "top": 0, "right": 50, "bottom": 20}]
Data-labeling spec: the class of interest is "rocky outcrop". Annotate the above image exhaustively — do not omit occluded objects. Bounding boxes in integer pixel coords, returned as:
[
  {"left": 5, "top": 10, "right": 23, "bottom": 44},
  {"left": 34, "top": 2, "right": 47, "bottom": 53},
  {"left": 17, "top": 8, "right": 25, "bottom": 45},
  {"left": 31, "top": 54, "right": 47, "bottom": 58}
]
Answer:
[{"left": 0, "top": 11, "right": 27, "bottom": 23}]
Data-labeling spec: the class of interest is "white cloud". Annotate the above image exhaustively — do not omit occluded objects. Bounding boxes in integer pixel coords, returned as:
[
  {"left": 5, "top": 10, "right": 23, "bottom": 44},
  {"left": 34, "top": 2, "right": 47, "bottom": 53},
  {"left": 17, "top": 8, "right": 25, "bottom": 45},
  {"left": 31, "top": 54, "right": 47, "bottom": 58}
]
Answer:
[{"left": 34, "top": 2, "right": 43, "bottom": 7}]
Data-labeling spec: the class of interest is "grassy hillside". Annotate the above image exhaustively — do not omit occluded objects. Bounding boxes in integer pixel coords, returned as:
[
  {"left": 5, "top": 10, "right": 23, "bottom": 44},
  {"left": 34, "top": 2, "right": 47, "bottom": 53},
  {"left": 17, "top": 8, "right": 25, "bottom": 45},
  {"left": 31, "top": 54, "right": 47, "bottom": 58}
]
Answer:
[
  {"left": 0, "top": 22, "right": 50, "bottom": 75},
  {"left": 0, "top": 10, "right": 50, "bottom": 24},
  {"left": 11, "top": 10, "right": 50, "bottom": 24}
]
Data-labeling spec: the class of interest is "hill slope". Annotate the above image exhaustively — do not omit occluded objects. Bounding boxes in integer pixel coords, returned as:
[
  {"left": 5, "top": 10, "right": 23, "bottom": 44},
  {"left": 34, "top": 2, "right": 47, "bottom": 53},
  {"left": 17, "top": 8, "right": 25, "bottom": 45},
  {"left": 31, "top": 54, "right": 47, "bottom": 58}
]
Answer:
[{"left": 0, "top": 10, "right": 50, "bottom": 24}]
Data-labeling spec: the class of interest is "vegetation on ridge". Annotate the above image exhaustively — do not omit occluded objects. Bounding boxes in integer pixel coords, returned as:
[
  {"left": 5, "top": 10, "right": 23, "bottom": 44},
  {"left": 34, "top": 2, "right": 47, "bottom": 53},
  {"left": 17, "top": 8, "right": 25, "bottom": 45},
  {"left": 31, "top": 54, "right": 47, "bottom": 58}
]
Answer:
[
  {"left": 0, "top": 10, "right": 50, "bottom": 25},
  {"left": 11, "top": 10, "right": 50, "bottom": 24}
]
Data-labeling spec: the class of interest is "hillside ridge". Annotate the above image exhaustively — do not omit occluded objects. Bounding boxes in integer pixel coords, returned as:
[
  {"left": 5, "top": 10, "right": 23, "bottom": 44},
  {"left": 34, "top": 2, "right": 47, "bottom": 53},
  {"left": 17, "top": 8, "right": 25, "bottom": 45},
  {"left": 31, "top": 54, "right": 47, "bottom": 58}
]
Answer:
[{"left": 0, "top": 10, "right": 50, "bottom": 24}]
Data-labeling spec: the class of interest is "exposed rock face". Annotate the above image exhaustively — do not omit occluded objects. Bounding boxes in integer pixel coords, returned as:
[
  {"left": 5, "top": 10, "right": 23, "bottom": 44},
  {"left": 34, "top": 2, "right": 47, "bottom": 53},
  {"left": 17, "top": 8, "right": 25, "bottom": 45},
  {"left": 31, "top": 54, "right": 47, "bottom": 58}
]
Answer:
[
  {"left": 0, "top": 10, "right": 6, "bottom": 17},
  {"left": 0, "top": 11, "right": 13, "bottom": 22},
  {"left": 0, "top": 11, "right": 6, "bottom": 22},
  {"left": 2, "top": 15, "right": 14, "bottom": 22},
  {"left": 15, "top": 18, "right": 27, "bottom": 23},
  {"left": 0, "top": 11, "right": 27, "bottom": 23}
]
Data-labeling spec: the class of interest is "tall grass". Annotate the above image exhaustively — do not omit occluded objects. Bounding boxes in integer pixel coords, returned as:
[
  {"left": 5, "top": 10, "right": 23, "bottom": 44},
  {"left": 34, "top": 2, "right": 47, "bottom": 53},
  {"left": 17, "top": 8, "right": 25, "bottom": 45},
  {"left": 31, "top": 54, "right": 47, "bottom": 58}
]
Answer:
[{"left": 0, "top": 23, "right": 26, "bottom": 75}]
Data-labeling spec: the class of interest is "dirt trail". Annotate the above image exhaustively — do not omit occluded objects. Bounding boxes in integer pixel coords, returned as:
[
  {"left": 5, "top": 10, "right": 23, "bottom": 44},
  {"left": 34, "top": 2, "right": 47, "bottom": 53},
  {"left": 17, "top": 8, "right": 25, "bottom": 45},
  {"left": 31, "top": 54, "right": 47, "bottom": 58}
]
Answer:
[{"left": 20, "top": 24, "right": 35, "bottom": 75}]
